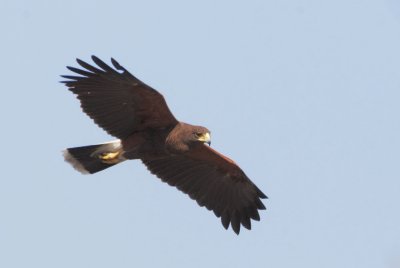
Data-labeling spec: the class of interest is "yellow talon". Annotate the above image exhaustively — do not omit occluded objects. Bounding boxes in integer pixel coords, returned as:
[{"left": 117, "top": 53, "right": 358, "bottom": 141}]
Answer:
[
  {"left": 100, "top": 151, "right": 119, "bottom": 160},
  {"left": 99, "top": 152, "right": 120, "bottom": 164}
]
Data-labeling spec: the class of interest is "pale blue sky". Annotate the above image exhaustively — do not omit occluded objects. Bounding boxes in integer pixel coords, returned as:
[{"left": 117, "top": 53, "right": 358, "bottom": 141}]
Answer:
[{"left": 1, "top": 0, "right": 400, "bottom": 267}]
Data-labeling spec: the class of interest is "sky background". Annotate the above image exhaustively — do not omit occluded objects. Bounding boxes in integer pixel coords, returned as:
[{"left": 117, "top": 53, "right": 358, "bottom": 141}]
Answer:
[{"left": 1, "top": 0, "right": 400, "bottom": 267}]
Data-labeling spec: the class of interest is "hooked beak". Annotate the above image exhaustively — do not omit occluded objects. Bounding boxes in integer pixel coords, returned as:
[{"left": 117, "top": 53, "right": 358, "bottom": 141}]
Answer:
[{"left": 198, "top": 132, "right": 211, "bottom": 146}]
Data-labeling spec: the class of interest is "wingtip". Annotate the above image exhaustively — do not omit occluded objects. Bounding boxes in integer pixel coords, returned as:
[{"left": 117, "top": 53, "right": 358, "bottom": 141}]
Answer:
[
  {"left": 59, "top": 74, "right": 68, "bottom": 83},
  {"left": 75, "top": 58, "right": 85, "bottom": 67},
  {"left": 256, "top": 198, "right": 266, "bottom": 210},
  {"left": 66, "top": 66, "right": 80, "bottom": 73},
  {"left": 231, "top": 223, "right": 241, "bottom": 235},
  {"left": 221, "top": 214, "right": 230, "bottom": 230},
  {"left": 231, "top": 212, "right": 242, "bottom": 234},
  {"left": 111, "top": 57, "right": 123, "bottom": 71},
  {"left": 241, "top": 217, "right": 251, "bottom": 230},
  {"left": 257, "top": 187, "right": 268, "bottom": 199},
  {"left": 60, "top": 75, "right": 73, "bottom": 79},
  {"left": 91, "top": 55, "right": 102, "bottom": 64}
]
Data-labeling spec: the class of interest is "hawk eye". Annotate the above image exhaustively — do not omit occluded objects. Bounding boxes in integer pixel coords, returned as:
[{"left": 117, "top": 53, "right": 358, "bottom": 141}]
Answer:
[{"left": 194, "top": 132, "right": 202, "bottom": 137}]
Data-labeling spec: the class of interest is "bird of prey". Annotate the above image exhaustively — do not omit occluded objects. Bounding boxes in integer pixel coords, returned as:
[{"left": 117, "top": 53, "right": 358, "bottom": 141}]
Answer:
[{"left": 61, "top": 56, "right": 267, "bottom": 234}]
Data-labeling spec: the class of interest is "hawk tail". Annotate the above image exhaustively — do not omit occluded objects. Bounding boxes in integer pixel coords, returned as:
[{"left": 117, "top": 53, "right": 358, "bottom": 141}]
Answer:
[{"left": 62, "top": 140, "right": 126, "bottom": 174}]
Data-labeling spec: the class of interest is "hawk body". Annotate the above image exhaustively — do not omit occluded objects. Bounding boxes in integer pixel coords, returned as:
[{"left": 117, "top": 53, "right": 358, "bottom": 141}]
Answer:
[{"left": 62, "top": 56, "right": 267, "bottom": 234}]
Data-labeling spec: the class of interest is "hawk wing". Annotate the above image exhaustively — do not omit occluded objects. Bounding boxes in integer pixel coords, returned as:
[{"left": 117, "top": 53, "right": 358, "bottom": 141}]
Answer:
[
  {"left": 142, "top": 144, "right": 267, "bottom": 234},
  {"left": 61, "top": 56, "right": 178, "bottom": 139}
]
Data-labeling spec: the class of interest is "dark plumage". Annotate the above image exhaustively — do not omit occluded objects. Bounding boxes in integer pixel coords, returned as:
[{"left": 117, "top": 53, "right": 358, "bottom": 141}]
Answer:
[{"left": 61, "top": 56, "right": 267, "bottom": 234}]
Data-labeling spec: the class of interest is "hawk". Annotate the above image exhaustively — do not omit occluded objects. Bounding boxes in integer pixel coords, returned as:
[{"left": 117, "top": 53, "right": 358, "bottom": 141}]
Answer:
[{"left": 62, "top": 56, "right": 267, "bottom": 234}]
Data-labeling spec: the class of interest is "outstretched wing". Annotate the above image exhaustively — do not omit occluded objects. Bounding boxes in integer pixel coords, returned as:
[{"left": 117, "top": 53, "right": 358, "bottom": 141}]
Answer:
[
  {"left": 61, "top": 56, "right": 178, "bottom": 139},
  {"left": 142, "top": 145, "right": 267, "bottom": 234}
]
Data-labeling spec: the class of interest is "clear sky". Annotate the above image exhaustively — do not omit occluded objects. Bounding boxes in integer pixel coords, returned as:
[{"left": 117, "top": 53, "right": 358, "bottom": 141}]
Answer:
[{"left": 1, "top": 0, "right": 400, "bottom": 267}]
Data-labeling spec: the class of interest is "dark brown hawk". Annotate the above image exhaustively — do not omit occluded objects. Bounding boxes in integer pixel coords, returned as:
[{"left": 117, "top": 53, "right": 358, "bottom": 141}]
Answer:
[{"left": 61, "top": 56, "right": 267, "bottom": 234}]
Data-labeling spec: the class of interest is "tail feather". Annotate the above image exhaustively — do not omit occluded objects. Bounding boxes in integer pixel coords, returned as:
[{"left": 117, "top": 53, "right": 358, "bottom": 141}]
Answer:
[{"left": 63, "top": 140, "right": 125, "bottom": 174}]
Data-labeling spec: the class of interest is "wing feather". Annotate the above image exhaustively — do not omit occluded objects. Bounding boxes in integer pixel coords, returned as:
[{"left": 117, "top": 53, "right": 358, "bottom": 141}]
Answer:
[
  {"left": 61, "top": 56, "right": 178, "bottom": 138},
  {"left": 142, "top": 145, "right": 267, "bottom": 234}
]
